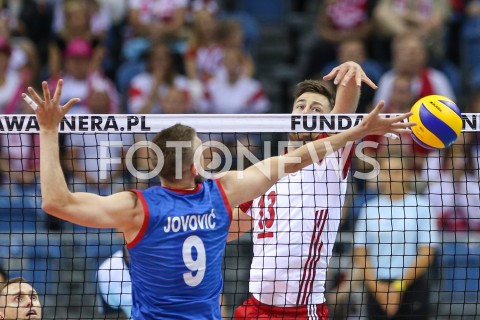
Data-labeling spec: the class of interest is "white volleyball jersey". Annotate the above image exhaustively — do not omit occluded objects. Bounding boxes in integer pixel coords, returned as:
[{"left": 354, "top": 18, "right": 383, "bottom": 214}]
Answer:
[{"left": 241, "top": 144, "right": 352, "bottom": 307}]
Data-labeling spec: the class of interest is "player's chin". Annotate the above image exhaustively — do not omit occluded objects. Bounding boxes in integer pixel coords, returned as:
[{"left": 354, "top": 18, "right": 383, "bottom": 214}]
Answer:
[{"left": 288, "top": 132, "right": 320, "bottom": 142}]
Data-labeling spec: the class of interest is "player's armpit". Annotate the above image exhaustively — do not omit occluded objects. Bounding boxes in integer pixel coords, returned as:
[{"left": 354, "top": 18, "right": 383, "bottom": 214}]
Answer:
[
  {"left": 217, "top": 157, "right": 281, "bottom": 208},
  {"left": 227, "top": 207, "right": 253, "bottom": 242}
]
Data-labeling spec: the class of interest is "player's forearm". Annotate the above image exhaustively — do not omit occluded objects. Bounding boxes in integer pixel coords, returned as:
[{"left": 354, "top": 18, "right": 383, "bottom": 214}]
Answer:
[
  {"left": 333, "top": 74, "right": 361, "bottom": 114},
  {"left": 400, "top": 246, "right": 435, "bottom": 288},
  {"left": 40, "top": 129, "right": 73, "bottom": 213}
]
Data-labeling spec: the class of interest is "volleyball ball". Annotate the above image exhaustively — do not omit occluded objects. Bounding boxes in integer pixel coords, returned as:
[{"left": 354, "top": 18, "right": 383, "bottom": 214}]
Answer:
[{"left": 409, "top": 95, "right": 463, "bottom": 149}]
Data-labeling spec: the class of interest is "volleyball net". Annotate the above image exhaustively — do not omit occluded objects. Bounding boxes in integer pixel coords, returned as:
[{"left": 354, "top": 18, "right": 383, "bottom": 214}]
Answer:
[{"left": 0, "top": 113, "right": 479, "bottom": 319}]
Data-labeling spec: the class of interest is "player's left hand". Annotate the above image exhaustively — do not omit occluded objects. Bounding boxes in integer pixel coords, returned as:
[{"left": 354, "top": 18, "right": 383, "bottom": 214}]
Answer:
[
  {"left": 23, "top": 80, "right": 80, "bottom": 132},
  {"left": 323, "top": 61, "right": 378, "bottom": 89},
  {"left": 359, "top": 101, "right": 415, "bottom": 137}
]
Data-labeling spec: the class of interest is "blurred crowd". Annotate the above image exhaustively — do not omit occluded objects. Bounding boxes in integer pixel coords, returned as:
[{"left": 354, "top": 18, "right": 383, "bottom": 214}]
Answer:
[
  {"left": 0, "top": 0, "right": 479, "bottom": 319},
  {"left": 0, "top": 0, "right": 269, "bottom": 117}
]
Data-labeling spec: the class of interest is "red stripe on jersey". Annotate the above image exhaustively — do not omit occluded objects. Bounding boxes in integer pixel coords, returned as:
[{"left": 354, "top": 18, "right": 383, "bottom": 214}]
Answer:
[
  {"left": 214, "top": 178, "right": 233, "bottom": 223},
  {"left": 297, "top": 209, "right": 322, "bottom": 305},
  {"left": 304, "top": 210, "right": 328, "bottom": 304},
  {"left": 341, "top": 144, "right": 355, "bottom": 180},
  {"left": 239, "top": 200, "right": 253, "bottom": 214},
  {"left": 298, "top": 209, "right": 328, "bottom": 305},
  {"left": 302, "top": 210, "right": 326, "bottom": 305},
  {"left": 126, "top": 190, "right": 150, "bottom": 249}
]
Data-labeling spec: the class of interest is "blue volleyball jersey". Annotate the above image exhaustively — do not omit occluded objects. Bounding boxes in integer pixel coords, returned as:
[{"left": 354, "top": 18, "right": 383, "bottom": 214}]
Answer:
[{"left": 127, "top": 179, "right": 232, "bottom": 320}]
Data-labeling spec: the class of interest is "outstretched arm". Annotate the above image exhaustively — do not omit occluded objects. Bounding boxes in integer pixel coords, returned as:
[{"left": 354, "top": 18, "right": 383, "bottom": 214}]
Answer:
[
  {"left": 26, "top": 81, "right": 144, "bottom": 239},
  {"left": 219, "top": 102, "right": 414, "bottom": 207}
]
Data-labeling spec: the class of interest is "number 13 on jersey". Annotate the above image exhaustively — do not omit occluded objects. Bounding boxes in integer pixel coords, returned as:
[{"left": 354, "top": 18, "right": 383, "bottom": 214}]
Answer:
[{"left": 258, "top": 191, "right": 276, "bottom": 239}]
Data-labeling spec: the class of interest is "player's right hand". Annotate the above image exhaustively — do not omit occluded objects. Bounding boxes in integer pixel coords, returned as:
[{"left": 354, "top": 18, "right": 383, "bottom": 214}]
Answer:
[{"left": 23, "top": 80, "right": 80, "bottom": 131}]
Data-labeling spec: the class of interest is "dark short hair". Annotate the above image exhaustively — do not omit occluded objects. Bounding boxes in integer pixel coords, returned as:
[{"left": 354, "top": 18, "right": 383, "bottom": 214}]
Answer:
[
  {"left": 0, "top": 277, "right": 28, "bottom": 295},
  {"left": 294, "top": 80, "right": 335, "bottom": 108},
  {"left": 0, "top": 264, "right": 6, "bottom": 283},
  {"left": 151, "top": 124, "right": 197, "bottom": 181}
]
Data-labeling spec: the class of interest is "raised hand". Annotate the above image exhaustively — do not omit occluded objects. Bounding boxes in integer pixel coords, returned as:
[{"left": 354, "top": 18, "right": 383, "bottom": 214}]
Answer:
[
  {"left": 356, "top": 101, "right": 415, "bottom": 137},
  {"left": 22, "top": 80, "right": 80, "bottom": 131},
  {"left": 323, "top": 61, "right": 378, "bottom": 89}
]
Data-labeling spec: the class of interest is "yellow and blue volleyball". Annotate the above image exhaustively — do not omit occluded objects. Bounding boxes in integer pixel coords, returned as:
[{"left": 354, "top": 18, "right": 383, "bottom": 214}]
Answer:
[{"left": 409, "top": 95, "right": 463, "bottom": 149}]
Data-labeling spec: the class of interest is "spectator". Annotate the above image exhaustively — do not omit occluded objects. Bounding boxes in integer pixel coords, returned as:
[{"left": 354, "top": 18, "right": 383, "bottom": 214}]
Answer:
[
  {"left": 0, "top": 36, "right": 41, "bottom": 115},
  {"left": 186, "top": 0, "right": 219, "bottom": 22},
  {"left": 52, "top": 0, "right": 111, "bottom": 38},
  {"left": 86, "top": 72, "right": 120, "bottom": 114},
  {"left": 373, "top": 33, "right": 455, "bottom": 109},
  {"left": 462, "top": 0, "right": 480, "bottom": 90},
  {"left": 428, "top": 134, "right": 480, "bottom": 233},
  {"left": 97, "top": 246, "right": 132, "bottom": 318},
  {"left": 184, "top": 9, "right": 223, "bottom": 82},
  {"left": 0, "top": 97, "right": 39, "bottom": 187},
  {"left": 373, "top": 33, "right": 458, "bottom": 157},
  {"left": 361, "top": 75, "right": 414, "bottom": 152},
  {"left": 127, "top": 42, "right": 190, "bottom": 114},
  {"left": 14, "top": 38, "right": 41, "bottom": 88},
  {"left": 322, "top": 38, "right": 384, "bottom": 112},
  {"left": 0, "top": 0, "right": 23, "bottom": 37},
  {"left": 50, "top": 38, "right": 119, "bottom": 113},
  {"left": 299, "top": 0, "right": 376, "bottom": 79},
  {"left": 49, "top": 0, "right": 106, "bottom": 78},
  {"left": 354, "top": 154, "right": 437, "bottom": 319},
  {"left": 194, "top": 48, "right": 270, "bottom": 164},
  {"left": 161, "top": 87, "right": 190, "bottom": 114},
  {"left": 0, "top": 37, "right": 23, "bottom": 114},
  {"left": 99, "top": 0, "right": 129, "bottom": 25},
  {"left": 218, "top": 19, "right": 255, "bottom": 78},
  {"left": 198, "top": 47, "right": 269, "bottom": 114},
  {"left": 373, "top": 0, "right": 451, "bottom": 63},
  {"left": 0, "top": 277, "right": 42, "bottom": 320},
  {"left": 384, "top": 74, "right": 415, "bottom": 113},
  {"left": 128, "top": 0, "right": 188, "bottom": 51},
  {"left": 17, "top": 0, "right": 54, "bottom": 69}
]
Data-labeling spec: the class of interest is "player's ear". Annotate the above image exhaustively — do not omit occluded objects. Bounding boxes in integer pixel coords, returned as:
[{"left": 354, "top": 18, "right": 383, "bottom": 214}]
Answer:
[{"left": 191, "top": 163, "right": 198, "bottom": 177}]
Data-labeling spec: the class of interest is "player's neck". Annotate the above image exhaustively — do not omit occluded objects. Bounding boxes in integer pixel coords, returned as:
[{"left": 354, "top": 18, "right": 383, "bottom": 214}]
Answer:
[{"left": 161, "top": 179, "right": 197, "bottom": 191}]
